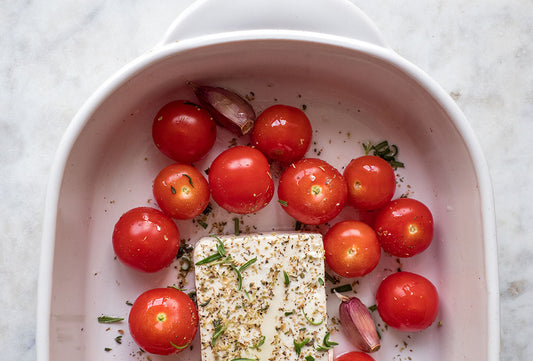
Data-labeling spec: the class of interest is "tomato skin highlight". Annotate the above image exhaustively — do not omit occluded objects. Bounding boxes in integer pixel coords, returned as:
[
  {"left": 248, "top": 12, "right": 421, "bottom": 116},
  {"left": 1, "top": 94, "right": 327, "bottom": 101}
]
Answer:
[
  {"left": 112, "top": 207, "right": 180, "bottom": 273},
  {"left": 343, "top": 155, "right": 396, "bottom": 210},
  {"left": 129, "top": 288, "right": 199, "bottom": 355},
  {"left": 376, "top": 271, "right": 439, "bottom": 332},
  {"left": 152, "top": 100, "right": 216, "bottom": 163},
  {"left": 208, "top": 146, "right": 274, "bottom": 214},
  {"left": 251, "top": 104, "right": 312, "bottom": 164},
  {"left": 336, "top": 351, "right": 376, "bottom": 361},
  {"left": 374, "top": 198, "right": 434, "bottom": 257},
  {"left": 153, "top": 163, "right": 210, "bottom": 220},
  {"left": 323, "top": 220, "right": 381, "bottom": 278},
  {"left": 278, "top": 158, "right": 347, "bottom": 225}
]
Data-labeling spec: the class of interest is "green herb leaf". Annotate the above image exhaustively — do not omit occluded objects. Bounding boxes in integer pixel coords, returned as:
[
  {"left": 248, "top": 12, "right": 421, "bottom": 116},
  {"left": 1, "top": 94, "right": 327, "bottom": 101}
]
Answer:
[
  {"left": 212, "top": 320, "right": 230, "bottom": 346},
  {"left": 202, "top": 203, "right": 213, "bottom": 215},
  {"left": 249, "top": 335, "right": 266, "bottom": 349},
  {"left": 199, "top": 298, "right": 211, "bottom": 307},
  {"left": 97, "top": 316, "right": 124, "bottom": 324},
  {"left": 293, "top": 337, "right": 311, "bottom": 355},
  {"left": 197, "top": 220, "right": 208, "bottom": 229},
  {"left": 283, "top": 271, "right": 290, "bottom": 286},
  {"left": 230, "top": 264, "right": 243, "bottom": 291},
  {"left": 318, "top": 277, "right": 324, "bottom": 286},
  {"left": 170, "top": 341, "right": 190, "bottom": 350},
  {"left": 368, "top": 304, "right": 377, "bottom": 312},
  {"left": 302, "top": 308, "right": 324, "bottom": 326},
  {"left": 213, "top": 235, "right": 226, "bottom": 256},
  {"left": 114, "top": 335, "right": 123, "bottom": 344},
  {"left": 315, "top": 344, "right": 333, "bottom": 351},
  {"left": 305, "top": 356, "right": 315, "bottom": 361},
  {"left": 239, "top": 257, "right": 257, "bottom": 273},
  {"left": 324, "top": 271, "right": 339, "bottom": 284},
  {"left": 180, "top": 256, "right": 191, "bottom": 271},
  {"left": 170, "top": 185, "right": 177, "bottom": 194},
  {"left": 330, "top": 284, "right": 353, "bottom": 293},
  {"left": 244, "top": 289, "right": 251, "bottom": 301},
  {"left": 362, "top": 140, "right": 404, "bottom": 169},
  {"left": 323, "top": 331, "right": 338, "bottom": 347},
  {"left": 195, "top": 252, "right": 223, "bottom": 265},
  {"left": 183, "top": 173, "right": 194, "bottom": 187},
  {"left": 278, "top": 199, "right": 288, "bottom": 207},
  {"left": 209, "top": 255, "right": 233, "bottom": 265}
]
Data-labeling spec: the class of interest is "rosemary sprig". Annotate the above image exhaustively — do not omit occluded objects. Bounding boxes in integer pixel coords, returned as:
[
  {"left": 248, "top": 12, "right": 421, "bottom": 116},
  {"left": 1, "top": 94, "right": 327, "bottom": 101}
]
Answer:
[{"left": 363, "top": 140, "right": 405, "bottom": 169}]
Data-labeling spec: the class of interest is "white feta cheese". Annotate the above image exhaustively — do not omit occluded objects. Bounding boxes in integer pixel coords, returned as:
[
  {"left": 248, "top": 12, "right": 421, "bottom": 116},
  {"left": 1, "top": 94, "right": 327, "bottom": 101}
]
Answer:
[{"left": 194, "top": 232, "right": 331, "bottom": 361}]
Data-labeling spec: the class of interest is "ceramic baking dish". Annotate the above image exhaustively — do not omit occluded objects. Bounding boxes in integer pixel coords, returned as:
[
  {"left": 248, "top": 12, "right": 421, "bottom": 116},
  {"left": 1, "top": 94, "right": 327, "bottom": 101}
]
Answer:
[{"left": 37, "top": 0, "right": 499, "bottom": 360}]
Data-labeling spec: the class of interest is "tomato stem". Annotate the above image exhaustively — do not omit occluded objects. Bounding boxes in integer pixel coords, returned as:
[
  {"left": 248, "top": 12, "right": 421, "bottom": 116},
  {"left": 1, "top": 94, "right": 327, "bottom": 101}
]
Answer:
[
  {"left": 311, "top": 185, "right": 322, "bottom": 196},
  {"left": 156, "top": 312, "right": 167, "bottom": 322}
]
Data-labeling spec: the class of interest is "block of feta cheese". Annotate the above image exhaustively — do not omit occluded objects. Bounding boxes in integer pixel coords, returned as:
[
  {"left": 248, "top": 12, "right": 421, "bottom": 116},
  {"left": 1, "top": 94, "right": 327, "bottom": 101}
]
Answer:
[{"left": 194, "top": 232, "right": 331, "bottom": 361}]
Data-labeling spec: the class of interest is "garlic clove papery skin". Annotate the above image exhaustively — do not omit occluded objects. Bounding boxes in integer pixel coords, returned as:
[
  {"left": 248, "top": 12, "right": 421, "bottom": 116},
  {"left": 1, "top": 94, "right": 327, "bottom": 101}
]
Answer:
[
  {"left": 338, "top": 293, "right": 381, "bottom": 353},
  {"left": 188, "top": 82, "right": 256, "bottom": 135}
]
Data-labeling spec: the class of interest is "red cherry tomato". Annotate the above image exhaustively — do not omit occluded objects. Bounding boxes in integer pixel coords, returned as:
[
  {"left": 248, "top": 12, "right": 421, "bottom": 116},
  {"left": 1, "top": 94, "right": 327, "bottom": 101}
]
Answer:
[
  {"left": 112, "top": 207, "right": 180, "bottom": 273},
  {"left": 152, "top": 100, "right": 216, "bottom": 163},
  {"left": 374, "top": 198, "right": 434, "bottom": 257},
  {"left": 129, "top": 287, "right": 199, "bottom": 355},
  {"left": 336, "top": 351, "right": 376, "bottom": 361},
  {"left": 376, "top": 271, "right": 439, "bottom": 331},
  {"left": 323, "top": 220, "right": 381, "bottom": 278},
  {"left": 251, "top": 104, "right": 312, "bottom": 164},
  {"left": 343, "top": 155, "right": 396, "bottom": 210},
  {"left": 153, "top": 163, "right": 210, "bottom": 220},
  {"left": 278, "top": 158, "right": 347, "bottom": 225},
  {"left": 208, "top": 146, "right": 274, "bottom": 214}
]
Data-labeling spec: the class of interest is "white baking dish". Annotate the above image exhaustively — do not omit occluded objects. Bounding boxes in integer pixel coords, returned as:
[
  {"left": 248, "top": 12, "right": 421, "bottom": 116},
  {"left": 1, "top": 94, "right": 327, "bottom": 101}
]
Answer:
[{"left": 37, "top": 0, "right": 499, "bottom": 360}]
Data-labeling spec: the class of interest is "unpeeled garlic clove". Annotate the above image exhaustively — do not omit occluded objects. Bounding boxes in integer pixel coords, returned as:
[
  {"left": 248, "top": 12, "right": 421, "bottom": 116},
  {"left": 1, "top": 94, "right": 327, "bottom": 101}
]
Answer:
[
  {"left": 188, "top": 81, "right": 256, "bottom": 135},
  {"left": 335, "top": 291, "right": 380, "bottom": 353}
]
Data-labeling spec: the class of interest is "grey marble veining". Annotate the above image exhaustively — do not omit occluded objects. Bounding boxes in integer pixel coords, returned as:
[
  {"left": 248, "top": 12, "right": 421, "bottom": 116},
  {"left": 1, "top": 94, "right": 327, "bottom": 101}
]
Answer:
[{"left": 1, "top": 1, "right": 531, "bottom": 360}]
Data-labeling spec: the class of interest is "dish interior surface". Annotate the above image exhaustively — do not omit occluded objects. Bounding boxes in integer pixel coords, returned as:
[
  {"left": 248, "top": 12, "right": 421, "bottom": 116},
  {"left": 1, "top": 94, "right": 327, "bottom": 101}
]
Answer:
[{"left": 49, "top": 38, "right": 489, "bottom": 360}]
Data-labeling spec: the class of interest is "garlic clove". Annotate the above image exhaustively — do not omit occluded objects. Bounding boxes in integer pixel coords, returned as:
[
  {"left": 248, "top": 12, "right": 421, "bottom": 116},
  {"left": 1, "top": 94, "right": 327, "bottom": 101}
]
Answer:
[
  {"left": 188, "top": 81, "right": 256, "bottom": 135},
  {"left": 335, "top": 291, "right": 381, "bottom": 353}
]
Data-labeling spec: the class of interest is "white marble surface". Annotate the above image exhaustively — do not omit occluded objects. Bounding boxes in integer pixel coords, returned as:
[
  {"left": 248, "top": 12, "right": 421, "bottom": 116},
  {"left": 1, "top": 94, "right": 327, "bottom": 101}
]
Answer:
[{"left": 1, "top": 0, "right": 531, "bottom": 360}]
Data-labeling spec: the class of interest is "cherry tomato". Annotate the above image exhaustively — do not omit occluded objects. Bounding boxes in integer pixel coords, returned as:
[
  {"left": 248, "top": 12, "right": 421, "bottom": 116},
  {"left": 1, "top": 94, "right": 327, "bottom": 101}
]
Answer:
[
  {"left": 208, "top": 146, "right": 274, "bottom": 214},
  {"left": 343, "top": 155, "right": 396, "bottom": 210},
  {"left": 251, "top": 104, "right": 312, "bottom": 164},
  {"left": 376, "top": 271, "right": 439, "bottom": 331},
  {"left": 129, "top": 287, "right": 199, "bottom": 355},
  {"left": 152, "top": 100, "right": 216, "bottom": 163},
  {"left": 153, "top": 163, "right": 210, "bottom": 220},
  {"left": 336, "top": 351, "right": 376, "bottom": 361},
  {"left": 112, "top": 207, "right": 180, "bottom": 273},
  {"left": 323, "top": 220, "right": 381, "bottom": 278},
  {"left": 278, "top": 158, "right": 347, "bottom": 225},
  {"left": 374, "top": 198, "right": 434, "bottom": 257}
]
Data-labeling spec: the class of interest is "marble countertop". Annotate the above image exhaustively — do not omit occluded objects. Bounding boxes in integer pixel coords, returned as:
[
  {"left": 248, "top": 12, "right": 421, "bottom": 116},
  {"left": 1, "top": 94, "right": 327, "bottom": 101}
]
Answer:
[{"left": 1, "top": 0, "right": 530, "bottom": 360}]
